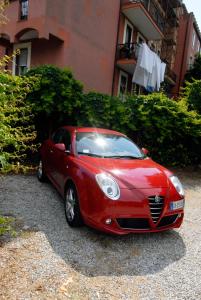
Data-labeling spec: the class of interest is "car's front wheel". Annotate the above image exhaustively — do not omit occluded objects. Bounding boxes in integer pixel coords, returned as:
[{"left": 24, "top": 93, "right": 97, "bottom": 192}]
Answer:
[{"left": 64, "top": 184, "right": 83, "bottom": 227}]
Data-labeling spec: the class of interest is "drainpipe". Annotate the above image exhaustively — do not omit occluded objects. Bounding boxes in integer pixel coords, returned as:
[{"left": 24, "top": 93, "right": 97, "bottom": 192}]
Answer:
[{"left": 112, "top": 0, "right": 121, "bottom": 96}]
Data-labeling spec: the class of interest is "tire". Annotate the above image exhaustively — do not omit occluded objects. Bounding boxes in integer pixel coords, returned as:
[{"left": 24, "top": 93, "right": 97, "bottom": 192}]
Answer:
[
  {"left": 37, "top": 159, "right": 47, "bottom": 182},
  {"left": 64, "top": 183, "right": 83, "bottom": 227}
]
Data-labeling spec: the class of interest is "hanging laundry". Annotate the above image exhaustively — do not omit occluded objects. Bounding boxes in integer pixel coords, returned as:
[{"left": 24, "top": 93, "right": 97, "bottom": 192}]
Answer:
[
  {"left": 132, "top": 43, "right": 150, "bottom": 88},
  {"left": 132, "top": 42, "right": 166, "bottom": 92}
]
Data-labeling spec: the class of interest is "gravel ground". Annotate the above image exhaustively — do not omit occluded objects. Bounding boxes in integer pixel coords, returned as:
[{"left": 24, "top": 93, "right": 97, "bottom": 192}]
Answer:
[{"left": 0, "top": 169, "right": 201, "bottom": 300}]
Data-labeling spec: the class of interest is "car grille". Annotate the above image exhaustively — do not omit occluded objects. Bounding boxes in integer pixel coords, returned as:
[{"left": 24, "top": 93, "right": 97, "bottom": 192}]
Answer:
[
  {"left": 157, "top": 214, "right": 178, "bottom": 228},
  {"left": 148, "top": 195, "right": 164, "bottom": 223},
  {"left": 116, "top": 218, "right": 150, "bottom": 230}
]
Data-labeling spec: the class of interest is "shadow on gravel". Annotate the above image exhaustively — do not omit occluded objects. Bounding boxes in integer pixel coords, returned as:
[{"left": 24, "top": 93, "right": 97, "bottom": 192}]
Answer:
[{"left": 0, "top": 175, "right": 186, "bottom": 277}]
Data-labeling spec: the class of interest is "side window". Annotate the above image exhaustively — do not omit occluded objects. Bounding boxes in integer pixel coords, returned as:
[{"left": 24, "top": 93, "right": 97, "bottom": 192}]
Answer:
[
  {"left": 51, "top": 129, "right": 64, "bottom": 144},
  {"left": 51, "top": 129, "right": 71, "bottom": 151}
]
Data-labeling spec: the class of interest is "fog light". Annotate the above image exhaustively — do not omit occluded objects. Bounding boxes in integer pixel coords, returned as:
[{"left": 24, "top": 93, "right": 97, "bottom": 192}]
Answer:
[{"left": 105, "top": 218, "right": 112, "bottom": 225}]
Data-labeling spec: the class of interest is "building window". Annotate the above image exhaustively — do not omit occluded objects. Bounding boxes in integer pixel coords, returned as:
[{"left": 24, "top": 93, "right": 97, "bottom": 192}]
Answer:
[
  {"left": 188, "top": 56, "right": 193, "bottom": 70},
  {"left": 137, "top": 32, "right": 146, "bottom": 45},
  {"left": 123, "top": 20, "right": 133, "bottom": 46},
  {"left": 118, "top": 71, "right": 128, "bottom": 99},
  {"left": 197, "top": 42, "right": 200, "bottom": 53},
  {"left": 192, "top": 31, "right": 196, "bottom": 48},
  {"left": 13, "top": 42, "right": 31, "bottom": 76},
  {"left": 20, "top": 0, "right": 29, "bottom": 20}
]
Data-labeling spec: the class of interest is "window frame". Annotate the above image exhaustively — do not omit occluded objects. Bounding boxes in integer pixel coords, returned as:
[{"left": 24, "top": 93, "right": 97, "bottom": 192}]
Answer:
[
  {"left": 123, "top": 19, "right": 134, "bottom": 45},
  {"left": 19, "top": 0, "right": 29, "bottom": 21},
  {"left": 12, "top": 42, "right": 31, "bottom": 75},
  {"left": 118, "top": 70, "right": 128, "bottom": 98}
]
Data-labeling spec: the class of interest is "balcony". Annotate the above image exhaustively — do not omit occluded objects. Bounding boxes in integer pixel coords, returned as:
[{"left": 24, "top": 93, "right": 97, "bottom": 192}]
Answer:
[
  {"left": 0, "top": 0, "right": 65, "bottom": 44},
  {"left": 121, "top": 0, "right": 165, "bottom": 40},
  {"left": 116, "top": 42, "right": 177, "bottom": 85},
  {"left": 116, "top": 42, "right": 139, "bottom": 73}
]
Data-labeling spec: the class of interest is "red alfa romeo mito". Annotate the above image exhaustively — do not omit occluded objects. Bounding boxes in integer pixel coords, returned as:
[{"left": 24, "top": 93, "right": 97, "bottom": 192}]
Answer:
[{"left": 38, "top": 126, "right": 185, "bottom": 234}]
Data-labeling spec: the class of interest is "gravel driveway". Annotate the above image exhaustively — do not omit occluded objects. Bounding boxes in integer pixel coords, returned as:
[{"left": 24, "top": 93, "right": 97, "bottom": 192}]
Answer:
[{"left": 0, "top": 170, "right": 201, "bottom": 300}]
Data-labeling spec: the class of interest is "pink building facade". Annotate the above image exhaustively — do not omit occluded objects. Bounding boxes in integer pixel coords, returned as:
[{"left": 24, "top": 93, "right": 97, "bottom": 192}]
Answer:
[
  {"left": 0, "top": 0, "right": 200, "bottom": 97},
  {"left": 0, "top": 0, "right": 120, "bottom": 94}
]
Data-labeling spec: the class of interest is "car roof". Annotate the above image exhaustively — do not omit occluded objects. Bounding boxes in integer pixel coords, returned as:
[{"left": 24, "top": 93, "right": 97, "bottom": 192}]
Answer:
[{"left": 62, "top": 126, "right": 125, "bottom": 136}]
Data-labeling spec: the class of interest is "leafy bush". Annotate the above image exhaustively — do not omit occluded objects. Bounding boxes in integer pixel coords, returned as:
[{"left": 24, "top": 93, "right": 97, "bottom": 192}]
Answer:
[
  {"left": 126, "top": 93, "right": 201, "bottom": 165},
  {"left": 0, "top": 216, "right": 15, "bottom": 236},
  {"left": 26, "top": 65, "right": 84, "bottom": 141},
  {"left": 76, "top": 92, "right": 201, "bottom": 166},
  {"left": 76, "top": 92, "right": 135, "bottom": 133},
  {"left": 183, "top": 80, "right": 201, "bottom": 114},
  {"left": 0, "top": 73, "right": 38, "bottom": 173}
]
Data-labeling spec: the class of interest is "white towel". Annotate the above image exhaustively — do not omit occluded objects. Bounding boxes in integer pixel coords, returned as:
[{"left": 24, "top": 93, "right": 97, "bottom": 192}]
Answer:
[{"left": 140, "top": 43, "right": 155, "bottom": 74}]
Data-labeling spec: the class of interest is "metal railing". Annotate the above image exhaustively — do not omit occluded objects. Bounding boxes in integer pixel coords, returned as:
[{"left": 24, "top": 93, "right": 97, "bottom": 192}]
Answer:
[
  {"left": 117, "top": 42, "right": 161, "bottom": 61},
  {"left": 116, "top": 42, "right": 140, "bottom": 60}
]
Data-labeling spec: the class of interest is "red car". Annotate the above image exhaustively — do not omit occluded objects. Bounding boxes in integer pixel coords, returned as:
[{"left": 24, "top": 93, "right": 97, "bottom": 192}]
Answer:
[{"left": 37, "top": 126, "right": 185, "bottom": 234}]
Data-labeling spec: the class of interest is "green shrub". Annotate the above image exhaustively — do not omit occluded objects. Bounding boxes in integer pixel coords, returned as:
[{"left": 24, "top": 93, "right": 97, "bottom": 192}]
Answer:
[
  {"left": 0, "top": 73, "right": 38, "bottom": 173},
  {"left": 0, "top": 216, "right": 15, "bottom": 236},
  {"left": 126, "top": 93, "right": 201, "bottom": 165},
  {"left": 76, "top": 92, "right": 135, "bottom": 133},
  {"left": 76, "top": 91, "right": 201, "bottom": 166},
  {"left": 26, "top": 65, "right": 84, "bottom": 141},
  {"left": 183, "top": 80, "right": 201, "bottom": 114}
]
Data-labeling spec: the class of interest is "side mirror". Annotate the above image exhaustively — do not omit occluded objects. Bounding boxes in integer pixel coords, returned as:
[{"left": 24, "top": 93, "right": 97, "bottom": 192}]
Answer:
[
  {"left": 55, "top": 143, "right": 66, "bottom": 151},
  {"left": 142, "top": 147, "right": 149, "bottom": 155}
]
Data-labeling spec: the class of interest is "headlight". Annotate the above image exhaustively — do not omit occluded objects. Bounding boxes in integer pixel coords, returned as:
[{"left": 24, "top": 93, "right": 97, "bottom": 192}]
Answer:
[
  {"left": 170, "top": 175, "right": 184, "bottom": 197},
  {"left": 95, "top": 173, "right": 120, "bottom": 200}
]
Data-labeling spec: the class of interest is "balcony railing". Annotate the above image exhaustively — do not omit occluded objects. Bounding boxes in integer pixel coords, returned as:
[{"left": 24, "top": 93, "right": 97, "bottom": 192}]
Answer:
[
  {"left": 117, "top": 42, "right": 140, "bottom": 60},
  {"left": 122, "top": 0, "right": 165, "bottom": 33}
]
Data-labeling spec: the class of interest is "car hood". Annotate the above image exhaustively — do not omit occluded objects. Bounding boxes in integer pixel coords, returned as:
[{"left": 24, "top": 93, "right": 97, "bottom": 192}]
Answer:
[{"left": 78, "top": 156, "right": 170, "bottom": 189}]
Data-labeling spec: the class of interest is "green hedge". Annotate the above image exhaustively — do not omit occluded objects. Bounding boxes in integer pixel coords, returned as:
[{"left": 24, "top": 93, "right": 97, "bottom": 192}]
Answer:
[
  {"left": 76, "top": 92, "right": 201, "bottom": 166},
  {"left": 25, "top": 65, "right": 201, "bottom": 167},
  {"left": 0, "top": 73, "right": 38, "bottom": 173}
]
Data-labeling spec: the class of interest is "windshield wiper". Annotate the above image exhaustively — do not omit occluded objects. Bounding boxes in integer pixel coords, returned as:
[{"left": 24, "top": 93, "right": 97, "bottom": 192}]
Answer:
[
  {"left": 77, "top": 152, "right": 103, "bottom": 158},
  {"left": 104, "top": 155, "right": 144, "bottom": 159}
]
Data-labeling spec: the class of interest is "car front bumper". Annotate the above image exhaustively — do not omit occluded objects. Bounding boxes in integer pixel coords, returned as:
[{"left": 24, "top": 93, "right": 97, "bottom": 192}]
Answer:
[{"left": 83, "top": 186, "right": 184, "bottom": 235}]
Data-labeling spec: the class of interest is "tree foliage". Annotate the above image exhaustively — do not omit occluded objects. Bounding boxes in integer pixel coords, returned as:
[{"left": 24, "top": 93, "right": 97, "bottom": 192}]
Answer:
[
  {"left": 0, "top": 73, "right": 38, "bottom": 173},
  {"left": 76, "top": 92, "right": 201, "bottom": 166},
  {"left": 26, "top": 65, "right": 84, "bottom": 141},
  {"left": 183, "top": 80, "right": 201, "bottom": 114}
]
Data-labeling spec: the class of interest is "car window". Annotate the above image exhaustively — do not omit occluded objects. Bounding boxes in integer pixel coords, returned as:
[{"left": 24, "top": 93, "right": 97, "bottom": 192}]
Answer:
[
  {"left": 76, "top": 132, "right": 144, "bottom": 159},
  {"left": 51, "top": 129, "right": 71, "bottom": 151},
  {"left": 51, "top": 129, "right": 64, "bottom": 144}
]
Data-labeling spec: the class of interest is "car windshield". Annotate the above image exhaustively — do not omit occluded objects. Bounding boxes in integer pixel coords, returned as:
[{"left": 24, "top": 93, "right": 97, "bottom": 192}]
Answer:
[{"left": 76, "top": 132, "right": 145, "bottom": 159}]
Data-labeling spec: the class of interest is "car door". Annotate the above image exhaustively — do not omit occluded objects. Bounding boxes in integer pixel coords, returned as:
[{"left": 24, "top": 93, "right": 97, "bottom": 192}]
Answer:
[
  {"left": 52, "top": 129, "right": 72, "bottom": 192},
  {"left": 48, "top": 128, "right": 65, "bottom": 185}
]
